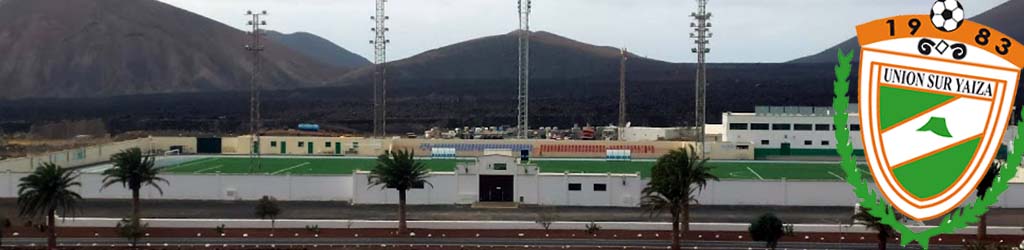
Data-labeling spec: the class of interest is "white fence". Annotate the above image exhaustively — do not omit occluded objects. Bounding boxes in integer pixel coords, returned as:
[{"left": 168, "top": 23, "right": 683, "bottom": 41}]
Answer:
[
  {"left": 0, "top": 173, "right": 351, "bottom": 201},
  {"left": 693, "top": 179, "right": 1024, "bottom": 208},
  {"left": 0, "top": 137, "right": 194, "bottom": 173},
  {"left": 1, "top": 172, "right": 1022, "bottom": 208}
]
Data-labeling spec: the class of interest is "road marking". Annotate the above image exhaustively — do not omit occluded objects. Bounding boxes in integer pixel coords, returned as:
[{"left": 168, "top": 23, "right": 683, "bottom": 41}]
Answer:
[
  {"left": 828, "top": 171, "right": 845, "bottom": 181},
  {"left": 164, "top": 158, "right": 218, "bottom": 171},
  {"left": 272, "top": 162, "right": 311, "bottom": 175},
  {"left": 194, "top": 165, "right": 223, "bottom": 174},
  {"left": 746, "top": 166, "right": 764, "bottom": 180}
]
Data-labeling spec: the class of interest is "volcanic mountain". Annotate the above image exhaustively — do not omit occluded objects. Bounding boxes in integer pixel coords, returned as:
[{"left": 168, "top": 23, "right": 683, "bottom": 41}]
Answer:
[
  {"left": 267, "top": 30, "right": 370, "bottom": 69},
  {"left": 337, "top": 30, "right": 683, "bottom": 86},
  {"left": 791, "top": 0, "right": 1024, "bottom": 63},
  {"left": 0, "top": 0, "right": 342, "bottom": 99}
]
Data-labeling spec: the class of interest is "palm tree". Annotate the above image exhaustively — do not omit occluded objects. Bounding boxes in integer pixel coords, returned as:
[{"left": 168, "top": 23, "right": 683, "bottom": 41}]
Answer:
[
  {"left": 852, "top": 206, "right": 900, "bottom": 250},
  {"left": 368, "top": 149, "right": 432, "bottom": 235},
  {"left": 975, "top": 161, "right": 1003, "bottom": 241},
  {"left": 641, "top": 145, "right": 719, "bottom": 250},
  {"left": 17, "top": 162, "right": 83, "bottom": 250},
  {"left": 101, "top": 148, "right": 168, "bottom": 226}
]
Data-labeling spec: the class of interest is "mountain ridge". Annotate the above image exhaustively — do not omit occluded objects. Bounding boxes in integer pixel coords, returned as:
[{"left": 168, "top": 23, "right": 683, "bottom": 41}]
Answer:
[
  {"left": 336, "top": 30, "right": 684, "bottom": 86},
  {"left": 266, "top": 30, "right": 371, "bottom": 69},
  {"left": 0, "top": 0, "right": 342, "bottom": 99},
  {"left": 791, "top": 0, "right": 1024, "bottom": 63}
]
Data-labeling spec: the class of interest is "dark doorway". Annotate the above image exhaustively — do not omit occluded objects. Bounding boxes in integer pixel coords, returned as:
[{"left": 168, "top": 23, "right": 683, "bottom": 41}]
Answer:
[
  {"left": 780, "top": 142, "right": 792, "bottom": 155},
  {"left": 479, "top": 175, "right": 514, "bottom": 202},
  {"left": 196, "top": 138, "right": 222, "bottom": 154}
]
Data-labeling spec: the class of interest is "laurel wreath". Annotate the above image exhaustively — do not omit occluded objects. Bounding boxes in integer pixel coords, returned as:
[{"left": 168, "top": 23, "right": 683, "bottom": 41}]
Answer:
[{"left": 832, "top": 49, "right": 1022, "bottom": 249}]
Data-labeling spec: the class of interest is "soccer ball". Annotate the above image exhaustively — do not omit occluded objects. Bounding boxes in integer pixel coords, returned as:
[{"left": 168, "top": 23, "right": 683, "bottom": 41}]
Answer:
[{"left": 931, "top": 0, "right": 964, "bottom": 32}]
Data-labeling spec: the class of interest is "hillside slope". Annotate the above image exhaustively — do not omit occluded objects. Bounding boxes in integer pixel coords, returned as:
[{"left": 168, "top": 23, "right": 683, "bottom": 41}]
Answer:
[
  {"left": 791, "top": 0, "right": 1024, "bottom": 63},
  {"left": 0, "top": 0, "right": 341, "bottom": 99},
  {"left": 267, "top": 30, "right": 370, "bottom": 69}
]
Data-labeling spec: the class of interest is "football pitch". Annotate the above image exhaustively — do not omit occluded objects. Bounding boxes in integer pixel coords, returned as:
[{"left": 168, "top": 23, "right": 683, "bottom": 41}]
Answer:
[{"left": 156, "top": 156, "right": 866, "bottom": 181}]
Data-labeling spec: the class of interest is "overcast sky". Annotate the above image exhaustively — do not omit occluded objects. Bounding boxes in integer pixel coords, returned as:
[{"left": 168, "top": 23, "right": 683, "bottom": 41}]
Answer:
[{"left": 159, "top": 0, "right": 1008, "bottom": 63}]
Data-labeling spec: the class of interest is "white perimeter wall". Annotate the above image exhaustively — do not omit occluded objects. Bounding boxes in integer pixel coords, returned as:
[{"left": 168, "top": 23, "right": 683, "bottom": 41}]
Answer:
[
  {"left": 0, "top": 173, "right": 352, "bottom": 201},
  {"left": 692, "top": 179, "right": 1024, "bottom": 208},
  {"left": 0, "top": 172, "right": 1022, "bottom": 208},
  {"left": 352, "top": 172, "right": 643, "bottom": 207}
]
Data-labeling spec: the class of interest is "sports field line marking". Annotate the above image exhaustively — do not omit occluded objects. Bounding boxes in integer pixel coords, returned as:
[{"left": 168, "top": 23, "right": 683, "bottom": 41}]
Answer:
[
  {"left": 272, "top": 162, "right": 311, "bottom": 175},
  {"left": 746, "top": 166, "right": 764, "bottom": 180},
  {"left": 194, "top": 165, "right": 223, "bottom": 174},
  {"left": 164, "top": 158, "right": 218, "bottom": 171},
  {"left": 828, "top": 171, "right": 845, "bottom": 181}
]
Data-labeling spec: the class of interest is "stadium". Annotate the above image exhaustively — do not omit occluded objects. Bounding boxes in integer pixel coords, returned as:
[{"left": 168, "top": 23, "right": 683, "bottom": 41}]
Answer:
[
  {"left": 2, "top": 0, "right": 1024, "bottom": 248},
  {"left": 2, "top": 106, "right": 1021, "bottom": 209}
]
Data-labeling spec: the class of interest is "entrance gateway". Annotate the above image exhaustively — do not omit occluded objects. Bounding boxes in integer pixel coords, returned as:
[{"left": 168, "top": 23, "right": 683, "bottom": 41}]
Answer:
[
  {"left": 479, "top": 175, "right": 514, "bottom": 202},
  {"left": 454, "top": 154, "right": 537, "bottom": 203}
]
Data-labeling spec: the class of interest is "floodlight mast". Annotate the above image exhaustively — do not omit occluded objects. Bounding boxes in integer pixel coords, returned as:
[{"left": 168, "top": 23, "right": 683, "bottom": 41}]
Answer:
[
  {"left": 516, "top": 0, "right": 532, "bottom": 139},
  {"left": 245, "top": 10, "right": 267, "bottom": 172},
  {"left": 371, "top": 0, "right": 390, "bottom": 138},
  {"left": 691, "top": 0, "right": 711, "bottom": 157},
  {"left": 619, "top": 48, "right": 628, "bottom": 131}
]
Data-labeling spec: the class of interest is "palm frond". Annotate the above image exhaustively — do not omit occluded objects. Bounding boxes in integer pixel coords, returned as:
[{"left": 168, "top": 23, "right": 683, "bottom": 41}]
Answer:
[
  {"left": 102, "top": 148, "right": 167, "bottom": 193},
  {"left": 368, "top": 149, "right": 432, "bottom": 191},
  {"left": 639, "top": 145, "right": 720, "bottom": 219},
  {"left": 17, "top": 162, "right": 82, "bottom": 220}
]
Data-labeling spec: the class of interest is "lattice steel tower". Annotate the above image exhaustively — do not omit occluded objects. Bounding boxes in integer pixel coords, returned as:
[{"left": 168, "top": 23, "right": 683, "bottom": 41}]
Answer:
[
  {"left": 245, "top": 10, "right": 267, "bottom": 172},
  {"left": 619, "top": 48, "right": 628, "bottom": 130},
  {"left": 516, "top": 0, "right": 532, "bottom": 139},
  {"left": 371, "top": 0, "right": 390, "bottom": 138},
  {"left": 691, "top": 0, "right": 711, "bottom": 157}
]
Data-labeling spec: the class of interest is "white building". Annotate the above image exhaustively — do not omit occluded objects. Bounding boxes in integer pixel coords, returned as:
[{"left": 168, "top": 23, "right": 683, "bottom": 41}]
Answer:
[
  {"left": 721, "top": 106, "right": 863, "bottom": 159},
  {"left": 352, "top": 154, "right": 643, "bottom": 206},
  {"left": 619, "top": 127, "right": 687, "bottom": 141}
]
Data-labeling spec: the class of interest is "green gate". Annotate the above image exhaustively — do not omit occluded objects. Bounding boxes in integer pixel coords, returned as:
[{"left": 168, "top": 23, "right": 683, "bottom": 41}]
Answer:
[
  {"left": 307, "top": 141, "right": 314, "bottom": 154},
  {"left": 334, "top": 142, "right": 342, "bottom": 155},
  {"left": 780, "top": 143, "right": 792, "bottom": 155},
  {"left": 280, "top": 142, "right": 287, "bottom": 154}
]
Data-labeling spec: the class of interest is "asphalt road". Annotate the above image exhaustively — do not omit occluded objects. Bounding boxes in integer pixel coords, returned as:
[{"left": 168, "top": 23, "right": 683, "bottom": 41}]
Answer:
[
  {"left": 2, "top": 199, "right": 1022, "bottom": 226},
  {"left": 2, "top": 237, "right": 968, "bottom": 250}
]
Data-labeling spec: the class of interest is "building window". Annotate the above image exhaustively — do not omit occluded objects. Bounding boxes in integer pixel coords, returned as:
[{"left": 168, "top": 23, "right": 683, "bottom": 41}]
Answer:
[
  {"left": 750, "top": 123, "right": 770, "bottom": 130},
  {"left": 298, "top": 142, "right": 304, "bottom": 147},
  {"left": 772, "top": 123, "right": 791, "bottom": 130},
  {"left": 794, "top": 124, "right": 813, "bottom": 131},
  {"left": 271, "top": 141, "right": 277, "bottom": 147},
  {"left": 804, "top": 140, "right": 812, "bottom": 145},
  {"left": 729, "top": 123, "right": 748, "bottom": 130},
  {"left": 568, "top": 183, "right": 582, "bottom": 191},
  {"left": 413, "top": 182, "right": 425, "bottom": 189},
  {"left": 814, "top": 124, "right": 831, "bottom": 131},
  {"left": 736, "top": 145, "right": 750, "bottom": 150},
  {"left": 760, "top": 140, "right": 770, "bottom": 145},
  {"left": 850, "top": 124, "right": 861, "bottom": 131},
  {"left": 821, "top": 140, "right": 831, "bottom": 146},
  {"left": 325, "top": 142, "right": 332, "bottom": 147},
  {"left": 493, "top": 163, "right": 508, "bottom": 170},
  {"left": 352, "top": 142, "right": 359, "bottom": 148},
  {"left": 593, "top": 184, "right": 607, "bottom": 192}
]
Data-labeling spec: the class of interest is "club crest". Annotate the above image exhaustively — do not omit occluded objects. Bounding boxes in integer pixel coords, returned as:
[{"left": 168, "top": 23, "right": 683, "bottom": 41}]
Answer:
[{"left": 853, "top": 6, "right": 1024, "bottom": 221}]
